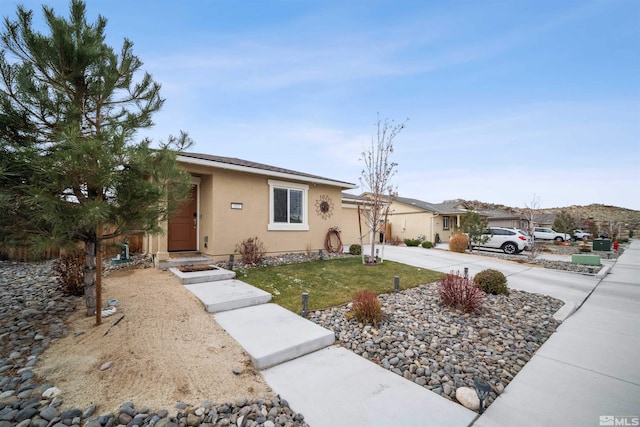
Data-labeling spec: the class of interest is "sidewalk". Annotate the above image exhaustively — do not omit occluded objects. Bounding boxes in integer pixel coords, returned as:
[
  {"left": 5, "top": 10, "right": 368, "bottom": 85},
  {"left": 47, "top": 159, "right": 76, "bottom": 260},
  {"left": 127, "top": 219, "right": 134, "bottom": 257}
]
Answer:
[{"left": 473, "top": 239, "right": 640, "bottom": 427}]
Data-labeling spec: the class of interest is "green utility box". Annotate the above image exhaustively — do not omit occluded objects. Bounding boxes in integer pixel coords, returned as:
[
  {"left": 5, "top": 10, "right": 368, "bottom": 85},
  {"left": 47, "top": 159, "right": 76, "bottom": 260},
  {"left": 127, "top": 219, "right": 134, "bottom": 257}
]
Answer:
[
  {"left": 571, "top": 254, "right": 601, "bottom": 265},
  {"left": 593, "top": 239, "right": 612, "bottom": 252}
]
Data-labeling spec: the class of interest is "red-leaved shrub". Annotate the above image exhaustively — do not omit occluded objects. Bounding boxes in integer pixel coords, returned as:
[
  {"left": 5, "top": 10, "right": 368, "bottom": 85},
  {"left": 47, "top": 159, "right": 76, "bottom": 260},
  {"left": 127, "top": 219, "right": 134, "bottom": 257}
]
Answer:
[
  {"left": 236, "top": 237, "right": 267, "bottom": 265},
  {"left": 52, "top": 249, "right": 85, "bottom": 296},
  {"left": 437, "top": 271, "right": 485, "bottom": 314},
  {"left": 351, "top": 290, "right": 382, "bottom": 326}
]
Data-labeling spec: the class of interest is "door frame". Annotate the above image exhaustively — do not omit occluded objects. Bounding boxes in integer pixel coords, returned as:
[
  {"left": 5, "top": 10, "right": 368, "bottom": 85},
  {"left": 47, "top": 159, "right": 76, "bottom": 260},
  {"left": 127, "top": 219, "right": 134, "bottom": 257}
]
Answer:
[{"left": 168, "top": 176, "right": 200, "bottom": 252}]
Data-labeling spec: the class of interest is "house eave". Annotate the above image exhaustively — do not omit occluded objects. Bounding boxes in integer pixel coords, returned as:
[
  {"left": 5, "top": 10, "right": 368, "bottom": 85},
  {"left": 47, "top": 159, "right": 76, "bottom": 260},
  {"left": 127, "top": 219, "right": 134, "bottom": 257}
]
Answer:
[{"left": 178, "top": 155, "right": 357, "bottom": 189}]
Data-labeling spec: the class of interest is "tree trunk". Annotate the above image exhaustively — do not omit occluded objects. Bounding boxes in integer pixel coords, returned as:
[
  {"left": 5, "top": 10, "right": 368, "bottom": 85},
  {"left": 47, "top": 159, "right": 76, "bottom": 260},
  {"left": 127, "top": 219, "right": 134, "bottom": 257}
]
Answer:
[
  {"left": 84, "top": 239, "right": 97, "bottom": 316},
  {"left": 369, "top": 227, "right": 376, "bottom": 262}
]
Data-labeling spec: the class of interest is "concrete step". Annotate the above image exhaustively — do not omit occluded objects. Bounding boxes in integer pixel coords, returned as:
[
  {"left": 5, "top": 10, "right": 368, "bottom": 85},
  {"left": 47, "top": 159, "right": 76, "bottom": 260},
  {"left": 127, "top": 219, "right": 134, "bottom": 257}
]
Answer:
[
  {"left": 262, "top": 346, "right": 476, "bottom": 427},
  {"left": 158, "top": 256, "right": 214, "bottom": 269},
  {"left": 185, "top": 279, "right": 272, "bottom": 312},
  {"left": 215, "top": 303, "right": 335, "bottom": 370},
  {"left": 169, "top": 265, "right": 235, "bottom": 284}
]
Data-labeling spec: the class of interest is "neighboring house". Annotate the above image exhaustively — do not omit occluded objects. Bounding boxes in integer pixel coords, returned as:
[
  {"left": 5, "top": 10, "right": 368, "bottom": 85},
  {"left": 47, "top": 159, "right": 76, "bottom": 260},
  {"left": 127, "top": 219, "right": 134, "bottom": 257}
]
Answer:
[
  {"left": 386, "top": 197, "right": 481, "bottom": 243},
  {"left": 484, "top": 210, "right": 529, "bottom": 230},
  {"left": 534, "top": 213, "right": 557, "bottom": 228},
  {"left": 340, "top": 192, "right": 374, "bottom": 247},
  {"left": 144, "top": 152, "right": 357, "bottom": 263}
]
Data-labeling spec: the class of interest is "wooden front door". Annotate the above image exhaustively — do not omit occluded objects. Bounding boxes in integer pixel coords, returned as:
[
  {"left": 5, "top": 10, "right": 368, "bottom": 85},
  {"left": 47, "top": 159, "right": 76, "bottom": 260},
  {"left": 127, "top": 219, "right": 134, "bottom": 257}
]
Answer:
[{"left": 168, "top": 186, "right": 197, "bottom": 251}]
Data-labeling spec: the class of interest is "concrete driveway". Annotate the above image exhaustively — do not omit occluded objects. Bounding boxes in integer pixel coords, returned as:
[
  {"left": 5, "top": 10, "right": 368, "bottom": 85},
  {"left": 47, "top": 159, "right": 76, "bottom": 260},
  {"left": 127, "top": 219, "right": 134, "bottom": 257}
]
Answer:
[
  {"left": 373, "top": 245, "right": 604, "bottom": 321},
  {"left": 369, "top": 242, "right": 640, "bottom": 427}
]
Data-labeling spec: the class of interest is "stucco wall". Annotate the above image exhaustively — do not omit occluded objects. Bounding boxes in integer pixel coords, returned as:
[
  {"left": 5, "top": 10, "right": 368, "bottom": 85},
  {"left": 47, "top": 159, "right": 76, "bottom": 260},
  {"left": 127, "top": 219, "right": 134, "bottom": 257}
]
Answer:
[
  {"left": 177, "top": 163, "right": 348, "bottom": 261},
  {"left": 387, "top": 203, "right": 436, "bottom": 242},
  {"left": 339, "top": 203, "right": 367, "bottom": 249}
]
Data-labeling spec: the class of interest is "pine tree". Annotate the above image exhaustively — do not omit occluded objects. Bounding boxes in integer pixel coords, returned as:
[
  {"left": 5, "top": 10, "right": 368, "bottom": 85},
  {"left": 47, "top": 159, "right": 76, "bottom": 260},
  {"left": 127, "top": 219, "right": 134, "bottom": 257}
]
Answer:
[{"left": 0, "top": 0, "right": 192, "bottom": 318}]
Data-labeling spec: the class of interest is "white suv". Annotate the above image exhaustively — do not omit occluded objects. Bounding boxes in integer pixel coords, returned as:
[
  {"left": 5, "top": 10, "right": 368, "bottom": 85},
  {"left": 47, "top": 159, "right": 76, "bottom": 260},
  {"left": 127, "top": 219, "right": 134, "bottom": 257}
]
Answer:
[
  {"left": 533, "top": 227, "right": 571, "bottom": 242},
  {"left": 470, "top": 227, "right": 528, "bottom": 254}
]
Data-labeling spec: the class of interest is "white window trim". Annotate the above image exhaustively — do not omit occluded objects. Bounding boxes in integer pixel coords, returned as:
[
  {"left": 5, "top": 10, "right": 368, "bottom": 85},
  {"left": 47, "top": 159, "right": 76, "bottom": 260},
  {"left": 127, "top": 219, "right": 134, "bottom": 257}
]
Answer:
[{"left": 268, "top": 179, "right": 309, "bottom": 231}]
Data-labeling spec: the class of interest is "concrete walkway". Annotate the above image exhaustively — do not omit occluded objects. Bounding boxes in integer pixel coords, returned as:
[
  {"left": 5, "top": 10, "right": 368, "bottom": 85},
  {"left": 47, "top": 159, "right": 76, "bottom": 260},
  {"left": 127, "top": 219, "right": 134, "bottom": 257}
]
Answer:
[{"left": 177, "top": 240, "right": 639, "bottom": 426}]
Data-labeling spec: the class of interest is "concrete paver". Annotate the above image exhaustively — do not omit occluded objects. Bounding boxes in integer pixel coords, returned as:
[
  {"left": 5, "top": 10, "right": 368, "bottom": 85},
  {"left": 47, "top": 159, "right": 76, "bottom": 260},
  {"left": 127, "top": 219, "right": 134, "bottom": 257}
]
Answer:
[
  {"left": 184, "top": 279, "right": 272, "bottom": 312},
  {"left": 262, "top": 346, "right": 477, "bottom": 427},
  {"left": 215, "top": 303, "right": 335, "bottom": 369}
]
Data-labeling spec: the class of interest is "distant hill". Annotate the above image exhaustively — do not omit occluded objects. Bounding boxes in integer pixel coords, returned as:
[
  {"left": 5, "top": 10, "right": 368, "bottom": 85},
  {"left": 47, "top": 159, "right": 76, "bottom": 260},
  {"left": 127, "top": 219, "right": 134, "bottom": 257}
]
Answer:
[{"left": 447, "top": 199, "right": 640, "bottom": 237}]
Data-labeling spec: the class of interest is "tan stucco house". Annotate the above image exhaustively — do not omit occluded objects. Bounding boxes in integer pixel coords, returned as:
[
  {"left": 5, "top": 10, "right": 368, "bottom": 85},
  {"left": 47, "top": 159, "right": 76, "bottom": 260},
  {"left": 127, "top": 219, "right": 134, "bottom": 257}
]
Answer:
[
  {"left": 144, "top": 152, "right": 358, "bottom": 263},
  {"left": 386, "top": 197, "right": 482, "bottom": 243}
]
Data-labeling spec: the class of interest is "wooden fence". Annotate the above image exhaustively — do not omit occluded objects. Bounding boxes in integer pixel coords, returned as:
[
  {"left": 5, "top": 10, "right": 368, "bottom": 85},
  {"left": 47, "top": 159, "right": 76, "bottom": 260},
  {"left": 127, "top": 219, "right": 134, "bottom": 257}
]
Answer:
[{"left": 0, "top": 232, "right": 144, "bottom": 262}]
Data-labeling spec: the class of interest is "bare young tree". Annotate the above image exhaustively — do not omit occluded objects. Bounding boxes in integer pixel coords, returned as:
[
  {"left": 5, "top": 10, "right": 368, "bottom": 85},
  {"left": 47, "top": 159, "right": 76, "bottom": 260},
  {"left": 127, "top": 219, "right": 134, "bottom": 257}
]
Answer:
[
  {"left": 523, "top": 194, "right": 542, "bottom": 261},
  {"left": 359, "top": 114, "right": 407, "bottom": 264}
]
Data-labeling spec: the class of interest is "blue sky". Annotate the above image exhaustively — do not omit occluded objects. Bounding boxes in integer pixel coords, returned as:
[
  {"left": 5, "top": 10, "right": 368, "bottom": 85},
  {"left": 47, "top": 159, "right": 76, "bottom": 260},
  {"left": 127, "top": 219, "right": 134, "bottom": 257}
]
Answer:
[{"left": 7, "top": 0, "right": 640, "bottom": 210}]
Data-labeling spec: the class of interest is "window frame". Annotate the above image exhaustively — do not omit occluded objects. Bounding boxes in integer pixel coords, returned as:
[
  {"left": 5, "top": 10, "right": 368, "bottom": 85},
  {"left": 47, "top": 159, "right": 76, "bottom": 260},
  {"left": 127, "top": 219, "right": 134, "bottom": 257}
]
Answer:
[
  {"left": 442, "top": 216, "right": 450, "bottom": 230},
  {"left": 268, "top": 180, "right": 309, "bottom": 231}
]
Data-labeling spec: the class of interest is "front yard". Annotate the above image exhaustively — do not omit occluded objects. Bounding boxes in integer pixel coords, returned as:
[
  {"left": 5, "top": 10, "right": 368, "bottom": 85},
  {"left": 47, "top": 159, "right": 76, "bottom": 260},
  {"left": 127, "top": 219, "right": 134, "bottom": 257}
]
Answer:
[{"left": 236, "top": 257, "right": 443, "bottom": 312}]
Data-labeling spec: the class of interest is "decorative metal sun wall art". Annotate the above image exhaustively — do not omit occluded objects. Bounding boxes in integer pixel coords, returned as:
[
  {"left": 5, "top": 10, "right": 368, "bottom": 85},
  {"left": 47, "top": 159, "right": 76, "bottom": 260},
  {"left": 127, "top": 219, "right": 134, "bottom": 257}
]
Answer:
[{"left": 315, "top": 194, "right": 334, "bottom": 219}]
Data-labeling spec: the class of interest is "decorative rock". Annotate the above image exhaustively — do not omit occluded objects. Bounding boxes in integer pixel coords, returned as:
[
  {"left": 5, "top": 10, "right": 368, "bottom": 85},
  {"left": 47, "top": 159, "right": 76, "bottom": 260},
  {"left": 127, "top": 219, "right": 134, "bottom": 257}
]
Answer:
[
  {"left": 455, "top": 387, "right": 480, "bottom": 411},
  {"left": 311, "top": 280, "right": 562, "bottom": 411},
  {"left": 42, "top": 387, "right": 62, "bottom": 398},
  {"left": 40, "top": 407, "right": 60, "bottom": 421},
  {"left": 100, "top": 361, "right": 113, "bottom": 371}
]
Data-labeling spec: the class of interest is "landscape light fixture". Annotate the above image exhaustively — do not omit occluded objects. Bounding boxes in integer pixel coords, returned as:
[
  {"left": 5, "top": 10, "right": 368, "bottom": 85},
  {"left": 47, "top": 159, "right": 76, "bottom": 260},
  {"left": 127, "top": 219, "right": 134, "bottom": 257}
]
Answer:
[
  {"left": 319, "top": 249, "right": 323, "bottom": 261},
  {"left": 394, "top": 276, "right": 400, "bottom": 293},
  {"left": 301, "top": 292, "right": 309, "bottom": 318},
  {"left": 474, "top": 378, "right": 492, "bottom": 414},
  {"left": 228, "top": 254, "right": 234, "bottom": 270},
  {"left": 464, "top": 267, "right": 469, "bottom": 279}
]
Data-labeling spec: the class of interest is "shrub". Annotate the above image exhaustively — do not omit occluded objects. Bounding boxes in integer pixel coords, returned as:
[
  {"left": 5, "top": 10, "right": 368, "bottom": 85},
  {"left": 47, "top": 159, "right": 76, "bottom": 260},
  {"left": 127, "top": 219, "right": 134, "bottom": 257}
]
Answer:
[
  {"left": 52, "top": 249, "right": 85, "bottom": 296},
  {"left": 348, "top": 244, "right": 362, "bottom": 255},
  {"left": 351, "top": 290, "right": 382, "bottom": 325},
  {"left": 421, "top": 241, "right": 433, "bottom": 249},
  {"left": 387, "top": 236, "right": 403, "bottom": 246},
  {"left": 236, "top": 237, "right": 267, "bottom": 265},
  {"left": 449, "top": 233, "right": 469, "bottom": 253},
  {"left": 579, "top": 246, "right": 592, "bottom": 253},
  {"left": 438, "top": 271, "right": 485, "bottom": 314},
  {"left": 474, "top": 269, "right": 509, "bottom": 295},
  {"left": 404, "top": 238, "right": 421, "bottom": 247}
]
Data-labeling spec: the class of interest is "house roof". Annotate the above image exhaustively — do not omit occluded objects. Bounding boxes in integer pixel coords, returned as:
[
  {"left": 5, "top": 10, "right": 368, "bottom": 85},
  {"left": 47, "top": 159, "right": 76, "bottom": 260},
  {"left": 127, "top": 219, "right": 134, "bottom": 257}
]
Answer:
[
  {"left": 536, "top": 213, "right": 557, "bottom": 224},
  {"left": 482, "top": 209, "right": 523, "bottom": 220},
  {"left": 341, "top": 192, "right": 371, "bottom": 203},
  {"left": 394, "top": 196, "right": 470, "bottom": 215},
  {"left": 178, "top": 152, "right": 357, "bottom": 189}
]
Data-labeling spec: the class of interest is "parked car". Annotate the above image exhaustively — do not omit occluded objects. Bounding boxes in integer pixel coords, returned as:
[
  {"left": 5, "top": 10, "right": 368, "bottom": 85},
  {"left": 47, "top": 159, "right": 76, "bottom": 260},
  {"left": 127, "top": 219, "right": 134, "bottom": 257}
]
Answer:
[
  {"left": 533, "top": 227, "right": 571, "bottom": 242},
  {"left": 573, "top": 230, "right": 592, "bottom": 240},
  {"left": 470, "top": 227, "right": 528, "bottom": 254},
  {"left": 503, "top": 227, "right": 533, "bottom": 250}
]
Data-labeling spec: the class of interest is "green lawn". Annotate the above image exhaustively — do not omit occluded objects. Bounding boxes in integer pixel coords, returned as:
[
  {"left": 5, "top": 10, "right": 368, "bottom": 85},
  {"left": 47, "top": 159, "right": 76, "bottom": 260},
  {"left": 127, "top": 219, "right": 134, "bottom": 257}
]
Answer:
[{"left": 236, "top": 257, "right": 443, "bottom": 313}]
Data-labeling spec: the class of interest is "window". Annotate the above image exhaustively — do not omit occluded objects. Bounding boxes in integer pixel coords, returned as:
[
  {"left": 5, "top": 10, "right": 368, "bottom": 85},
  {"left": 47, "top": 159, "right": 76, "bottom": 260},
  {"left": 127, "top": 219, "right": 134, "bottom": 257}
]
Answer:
[
  {"left": 442, "top": 216, "right": 450, "bottom": 230},
  {"left": 268, "top": 180, "right": 309, "bottom": 231}
]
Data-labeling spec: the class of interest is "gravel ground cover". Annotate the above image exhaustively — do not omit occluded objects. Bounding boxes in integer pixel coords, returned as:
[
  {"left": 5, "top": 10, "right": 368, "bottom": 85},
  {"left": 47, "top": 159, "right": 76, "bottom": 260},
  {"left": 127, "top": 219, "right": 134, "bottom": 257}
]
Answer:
[
  {"left": 0, "top": 260, "right": 308, "bottom": 427},
  {"left": 310, "top": 282, "right": 563, "bottom": 410}
]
